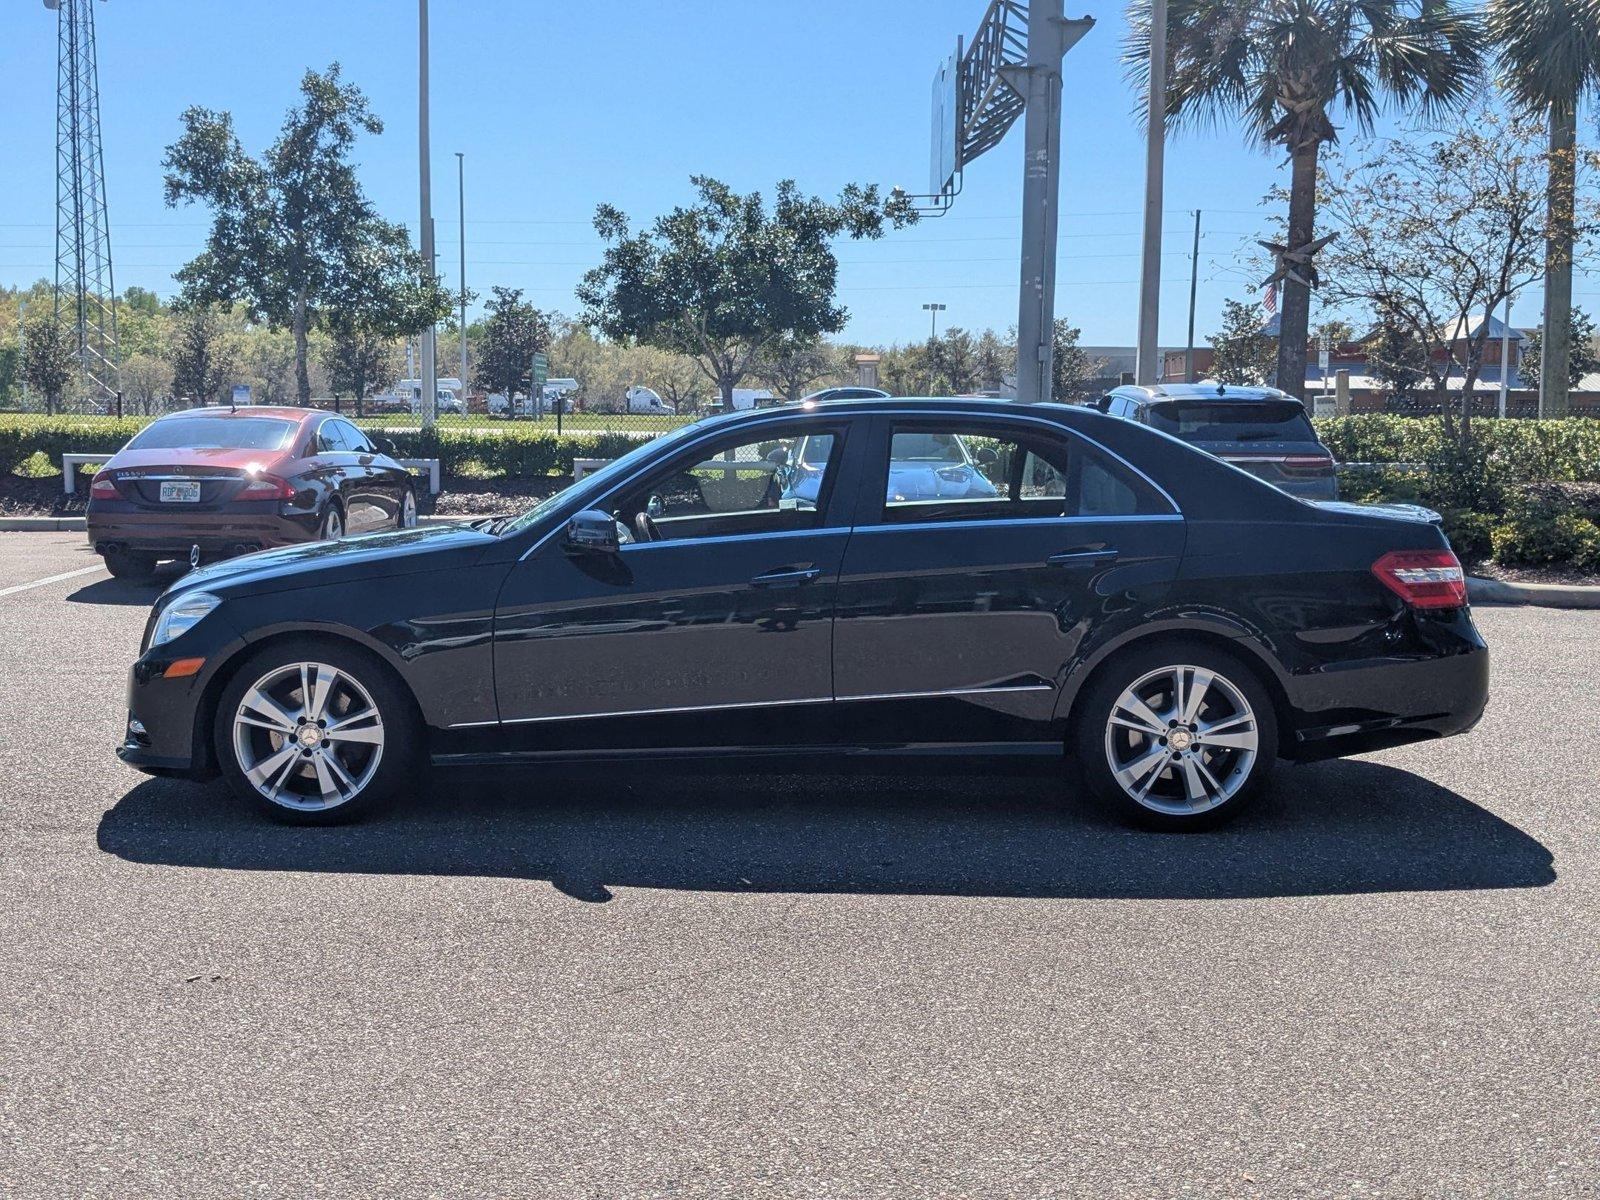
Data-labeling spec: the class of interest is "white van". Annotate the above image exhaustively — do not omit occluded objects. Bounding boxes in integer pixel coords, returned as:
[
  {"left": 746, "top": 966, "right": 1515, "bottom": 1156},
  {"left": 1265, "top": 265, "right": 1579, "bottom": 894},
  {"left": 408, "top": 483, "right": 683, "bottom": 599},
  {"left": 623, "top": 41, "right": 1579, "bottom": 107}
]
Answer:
[{"left": 625, "top": 385, "right": 675, "bottom": 415}]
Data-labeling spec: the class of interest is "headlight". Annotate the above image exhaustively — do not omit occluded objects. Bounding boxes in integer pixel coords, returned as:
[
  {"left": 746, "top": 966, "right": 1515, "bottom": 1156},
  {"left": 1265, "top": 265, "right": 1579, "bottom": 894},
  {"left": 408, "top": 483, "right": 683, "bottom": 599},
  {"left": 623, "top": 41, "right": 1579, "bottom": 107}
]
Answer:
[{"left": 150, "top": 591, "right": 221, "bottom": 648}]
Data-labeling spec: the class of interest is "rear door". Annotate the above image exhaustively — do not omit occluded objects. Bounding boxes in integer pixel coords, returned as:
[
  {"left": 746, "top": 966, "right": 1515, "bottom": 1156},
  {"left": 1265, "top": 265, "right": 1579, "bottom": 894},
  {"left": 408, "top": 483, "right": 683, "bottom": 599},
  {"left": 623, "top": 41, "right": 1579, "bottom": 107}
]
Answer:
[{"left": 831, "top": 414, "right": 1185, "bottom": 746}]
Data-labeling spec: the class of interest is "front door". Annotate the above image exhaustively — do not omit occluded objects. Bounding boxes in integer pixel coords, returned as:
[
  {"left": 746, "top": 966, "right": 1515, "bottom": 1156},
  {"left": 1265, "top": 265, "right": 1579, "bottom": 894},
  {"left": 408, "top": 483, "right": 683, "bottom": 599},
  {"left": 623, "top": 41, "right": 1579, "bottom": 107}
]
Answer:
[
  {"left": 491, "top": 419, "right": 862, "bottom": 753},
  {"left": 831, "top": 415, "right": 1185, "bottom": 746}
]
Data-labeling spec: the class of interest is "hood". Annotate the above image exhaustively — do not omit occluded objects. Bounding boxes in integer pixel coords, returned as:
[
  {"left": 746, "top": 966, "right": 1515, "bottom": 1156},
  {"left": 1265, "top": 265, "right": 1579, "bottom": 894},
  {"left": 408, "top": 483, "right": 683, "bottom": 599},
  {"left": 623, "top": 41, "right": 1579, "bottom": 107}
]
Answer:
[
  {"left": 1306, "top": 500, "right": 1442, "bottom": 525},
  {"left": 167, "top": 522, "right": 497, "bottom": 599},
  {"left": 108, "top": 446, "right": 294, "bottom": 472}
]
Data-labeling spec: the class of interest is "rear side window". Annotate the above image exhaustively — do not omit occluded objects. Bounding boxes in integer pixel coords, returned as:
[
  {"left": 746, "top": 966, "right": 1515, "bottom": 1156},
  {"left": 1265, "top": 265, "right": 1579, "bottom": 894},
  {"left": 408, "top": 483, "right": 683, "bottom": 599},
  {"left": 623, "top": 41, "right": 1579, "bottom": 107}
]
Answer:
[
  {"left": 879, "top": 422, "right": 1172, "bottom": 525},
  {"left": 335, "top": 420, "right": 373, "bottom": 453},
  {"left": 127, "top": 417, "right": 296, "bottom": 452},
  {"left": 316, "top": 421, "right": 351, "bottom": 452},
  {"left": 1147, "top": 401, "right": 1314, "bottom": 442}
]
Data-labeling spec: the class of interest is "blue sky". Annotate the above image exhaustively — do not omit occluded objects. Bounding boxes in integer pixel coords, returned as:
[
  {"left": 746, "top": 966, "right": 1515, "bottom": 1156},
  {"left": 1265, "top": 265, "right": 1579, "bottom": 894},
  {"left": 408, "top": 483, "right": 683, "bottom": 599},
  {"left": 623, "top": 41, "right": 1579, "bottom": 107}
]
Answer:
[{"left": 0, "top": 0, "right": 1577, "bottom": 347}]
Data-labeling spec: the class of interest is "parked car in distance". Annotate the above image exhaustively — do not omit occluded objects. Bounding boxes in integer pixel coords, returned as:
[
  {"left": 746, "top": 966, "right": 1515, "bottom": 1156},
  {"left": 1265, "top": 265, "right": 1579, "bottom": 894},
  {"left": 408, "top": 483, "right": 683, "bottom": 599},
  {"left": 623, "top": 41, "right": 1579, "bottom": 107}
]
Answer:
[
  {"left": 119, "top": 396, "right": 1485, "bottom": 831},
  {"left": 799, "top": 386, "right": 892, "bottom": 404},
  {"left": 87, "top": 407, "right": 418, "bottom": 579},
  {"left": 1096, "top": 383, "right": 1338, "bottom": 500}
]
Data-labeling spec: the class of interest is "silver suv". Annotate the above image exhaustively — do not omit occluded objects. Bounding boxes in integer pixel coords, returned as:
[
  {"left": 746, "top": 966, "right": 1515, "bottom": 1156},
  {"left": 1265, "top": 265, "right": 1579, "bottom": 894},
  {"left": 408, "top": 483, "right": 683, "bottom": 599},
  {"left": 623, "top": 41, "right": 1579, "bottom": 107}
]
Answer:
[{"left": 1097, "top": 383, "right": 1338, "bottom": 500}]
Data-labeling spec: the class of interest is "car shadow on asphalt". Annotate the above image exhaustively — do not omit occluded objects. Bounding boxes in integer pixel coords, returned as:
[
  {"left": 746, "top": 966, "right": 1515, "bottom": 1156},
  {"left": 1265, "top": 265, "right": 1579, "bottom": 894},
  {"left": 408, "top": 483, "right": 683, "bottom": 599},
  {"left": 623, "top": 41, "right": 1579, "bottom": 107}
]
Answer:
[
  {"left": 67, "top": 565, "right": 184, "bottom": 607},
  {"left": 96, "top": 757, "right": 1556, "bottom": 903}
]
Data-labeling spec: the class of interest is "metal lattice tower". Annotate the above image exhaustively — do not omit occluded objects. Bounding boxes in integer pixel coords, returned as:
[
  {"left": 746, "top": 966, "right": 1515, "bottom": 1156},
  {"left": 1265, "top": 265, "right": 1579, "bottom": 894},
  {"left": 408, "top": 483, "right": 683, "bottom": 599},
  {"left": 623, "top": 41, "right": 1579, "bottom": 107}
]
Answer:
[{"left": 47, "top": 0, "right": 119, "bottom": 403}]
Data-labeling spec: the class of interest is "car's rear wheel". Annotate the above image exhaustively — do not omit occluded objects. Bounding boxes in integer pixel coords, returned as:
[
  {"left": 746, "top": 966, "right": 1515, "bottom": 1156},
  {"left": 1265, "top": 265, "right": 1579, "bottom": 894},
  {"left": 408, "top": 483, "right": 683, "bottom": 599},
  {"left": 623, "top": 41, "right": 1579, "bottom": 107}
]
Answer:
[
  {"left": 318, "top": 503, "right": 344, "bottom": 541},
  {"left": 1073, "top": 644, "right": 1277, "bottom": 830},
  {"left": 102, "top": 548, "right": 158, "bottom": 580},
  {"left": 214, "top": 641, "right": 419, "bottom": 824},
  {"left": 398, "top": 488, "right": 418, "bottom": 529}
]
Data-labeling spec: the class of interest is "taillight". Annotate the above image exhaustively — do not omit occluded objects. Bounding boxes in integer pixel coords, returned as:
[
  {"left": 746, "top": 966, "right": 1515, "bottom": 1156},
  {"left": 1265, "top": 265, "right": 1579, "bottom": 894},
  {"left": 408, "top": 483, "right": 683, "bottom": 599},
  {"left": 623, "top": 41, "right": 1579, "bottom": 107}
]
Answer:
[
  {"left": 1372, "top": 549, "right": 1467, "bottom": 610},
  {"left": 1281, "top": 455, "right": 1333, "bottom": 475},
  {"left": 89, "top": 474, "right": 118, "bottom": 499},
  {"left": 238, "top": 474, "right": 295, "bottom": 501}
]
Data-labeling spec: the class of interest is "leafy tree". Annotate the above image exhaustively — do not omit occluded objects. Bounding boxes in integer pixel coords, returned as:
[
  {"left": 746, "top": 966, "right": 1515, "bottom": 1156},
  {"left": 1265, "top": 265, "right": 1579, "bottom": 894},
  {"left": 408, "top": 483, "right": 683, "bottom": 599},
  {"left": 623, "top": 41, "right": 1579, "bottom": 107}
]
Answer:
[
  {"left": 1128, "top": 0, "right": 1485, "bottom": 399},
  {"left": 1209, "top": 298, "right": 1277, "bottom": 386},
  {"left": 321, "top": 326, "right": 399, "bottom": 415},
  {"left": 927, "top": 327, "right": 980, "bottom": 395},
  {"left": 1051, "top": 319, "right": 1106, "bottom": 402},
  {"left": 21, "top": 308, "right": 77, "bottom": 414},
  {"left": 473, "top": 287, "right": 553, "bottom": 406},
  {"left": 642, "top": 347, "right": 709, "bottom": 413},
  {"left": 1520, "top": 308, "right": 1600, "bottom": 389},
  {"left": 752, "top": 336, "right": 842, "bottom": 403},
  {"left": 1362, "top": 311, "right": 1431, "bottom": 406},
  {"left": 579, "top": 175, "right": 916, "bottom": 410},
  {"left": 974, "top": 329, "right": 1014, "bottom": 394},
  {"left": 1490, "top": 0, "right": 1600, "bottom": 415},
  {"left": 243, "top": 327, "right": 297, "bottom": 406},
  {"left": 162, "top": 65, "right": 443, "bottom": 407},
  {"left": 121, "top": 354, "right": 172, "bottom": 415},
  {"left": 170, "top": 306, "right": 237, "bottom": 406}
]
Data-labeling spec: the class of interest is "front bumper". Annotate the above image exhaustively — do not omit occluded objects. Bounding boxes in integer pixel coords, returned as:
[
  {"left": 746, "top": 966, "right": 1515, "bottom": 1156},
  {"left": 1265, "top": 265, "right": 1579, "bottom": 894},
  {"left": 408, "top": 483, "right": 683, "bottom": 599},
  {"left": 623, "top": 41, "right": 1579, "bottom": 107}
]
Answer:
[{"left": 116, "top": 622, "right": 248, "bottom": 780}]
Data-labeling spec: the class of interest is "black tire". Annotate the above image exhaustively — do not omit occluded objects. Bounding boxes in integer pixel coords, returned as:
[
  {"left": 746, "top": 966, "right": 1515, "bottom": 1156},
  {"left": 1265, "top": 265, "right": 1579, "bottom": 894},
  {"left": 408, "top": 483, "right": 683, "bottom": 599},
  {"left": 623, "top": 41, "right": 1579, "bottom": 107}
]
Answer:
[
  {"left": 213, "top": 638, "right": 421, "bottom": 825},
  {"left": 102, "top": 548, "right": 159, "bottom": 580},
  {"left": 1071, "top": 641, "right": 1278, "bottom": 831},
  {"left": 317, "top": 501, "right": 345, "bottom": 542}
]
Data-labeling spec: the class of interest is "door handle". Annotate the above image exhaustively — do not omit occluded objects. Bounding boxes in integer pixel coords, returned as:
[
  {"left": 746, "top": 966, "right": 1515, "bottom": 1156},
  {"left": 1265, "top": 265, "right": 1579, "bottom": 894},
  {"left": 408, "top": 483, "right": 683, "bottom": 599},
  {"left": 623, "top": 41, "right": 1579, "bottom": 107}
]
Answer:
[
  {"left": 1046, "top": 548, "right": 1119, "bottom": 567},
  {"left": 751, "top": 565, "right": 822, "bottom": 588}
]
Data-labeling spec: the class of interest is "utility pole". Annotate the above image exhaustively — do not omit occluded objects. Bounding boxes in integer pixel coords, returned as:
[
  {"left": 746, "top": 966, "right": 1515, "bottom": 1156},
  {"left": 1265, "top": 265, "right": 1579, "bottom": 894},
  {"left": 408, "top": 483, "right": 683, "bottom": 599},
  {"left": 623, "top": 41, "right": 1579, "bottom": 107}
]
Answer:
[
  {"left": 17, "top": 298, "right": 27, "bottom": 408},
  {"left": 1184, "top": 209, "right": 1200, "bottom": 383},
  {"left": 1013, "top": 0, "right": 1082, "bottom": 404},
  {"left": 418, "top": 0, "right": 438, "bottom": 429},
  {"left": 1134, "top": 0, "right": 1167, "bottom": 386},
  {"left": 457, "top": 151, "right": 468, "bottom": 401}
]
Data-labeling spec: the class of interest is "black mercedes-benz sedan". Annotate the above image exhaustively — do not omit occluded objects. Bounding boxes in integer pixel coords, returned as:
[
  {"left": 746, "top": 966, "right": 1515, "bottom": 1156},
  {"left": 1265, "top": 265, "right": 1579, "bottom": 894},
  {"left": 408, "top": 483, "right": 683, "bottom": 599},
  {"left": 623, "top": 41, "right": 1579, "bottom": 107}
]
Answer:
[{"left": 117, "top": 398, "right": 1487, "bottom": 829}]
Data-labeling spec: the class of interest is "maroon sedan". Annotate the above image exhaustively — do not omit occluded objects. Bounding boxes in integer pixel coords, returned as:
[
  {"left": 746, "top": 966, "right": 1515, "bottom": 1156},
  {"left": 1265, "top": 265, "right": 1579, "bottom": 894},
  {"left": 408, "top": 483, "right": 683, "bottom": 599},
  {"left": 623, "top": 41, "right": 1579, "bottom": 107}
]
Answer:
[{"left": 87, "top": 407, "right": 418, "bottom": 578}]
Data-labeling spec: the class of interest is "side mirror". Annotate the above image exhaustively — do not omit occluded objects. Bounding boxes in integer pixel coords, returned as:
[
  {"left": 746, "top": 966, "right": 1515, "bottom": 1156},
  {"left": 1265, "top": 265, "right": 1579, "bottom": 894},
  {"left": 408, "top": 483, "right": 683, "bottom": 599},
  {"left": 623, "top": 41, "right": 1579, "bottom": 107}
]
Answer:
[
  {"left": 975, "top": 446, "right": 1000, "bottom": 466},
  {"left": 564, "top": 509, "right": 621, "bottom": 555},
  {"left": 1095, "top": 396, "right": 1113, "bottom": 413},
  {"left": 374, "top": 436, "right": 397, "bottom": 455},
  {"left": 765, "top": 446, "right": 790, "bottom": 467}
]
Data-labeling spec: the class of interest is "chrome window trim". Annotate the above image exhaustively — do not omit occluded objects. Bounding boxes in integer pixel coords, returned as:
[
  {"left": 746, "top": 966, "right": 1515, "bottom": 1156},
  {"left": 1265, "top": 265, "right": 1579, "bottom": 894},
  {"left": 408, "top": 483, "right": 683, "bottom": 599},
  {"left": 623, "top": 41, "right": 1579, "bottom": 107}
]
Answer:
[
  {"left": 851, "top": 513, "right": 1181, "bottom": 535},
  {"left": 451, "top": 681, "right": 1055, "bottom": 729},
  {"left": 619, "top": 525, "right": 852, "bottom": 551},
  {"left": 514, "top": 403, "right": 1181, "bottom": 562}
]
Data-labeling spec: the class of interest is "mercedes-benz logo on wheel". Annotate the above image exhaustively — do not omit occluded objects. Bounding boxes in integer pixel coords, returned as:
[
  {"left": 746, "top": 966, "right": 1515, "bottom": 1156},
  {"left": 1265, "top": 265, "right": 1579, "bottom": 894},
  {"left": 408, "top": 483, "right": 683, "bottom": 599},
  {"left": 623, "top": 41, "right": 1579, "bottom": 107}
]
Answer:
[{"left": 189, "top": 544, "right": 201, "bottom": 569}]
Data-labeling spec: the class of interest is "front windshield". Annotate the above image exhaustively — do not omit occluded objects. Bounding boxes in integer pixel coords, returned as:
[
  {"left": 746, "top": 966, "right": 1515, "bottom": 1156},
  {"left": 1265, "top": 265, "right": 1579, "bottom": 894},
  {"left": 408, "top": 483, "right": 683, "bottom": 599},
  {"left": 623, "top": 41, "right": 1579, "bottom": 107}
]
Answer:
[
  {"left": 127, "top": 416, "right": 297, "bottom": 451},
  {"left": 493, "top": 420, "right": 706, "bottom": 537}
]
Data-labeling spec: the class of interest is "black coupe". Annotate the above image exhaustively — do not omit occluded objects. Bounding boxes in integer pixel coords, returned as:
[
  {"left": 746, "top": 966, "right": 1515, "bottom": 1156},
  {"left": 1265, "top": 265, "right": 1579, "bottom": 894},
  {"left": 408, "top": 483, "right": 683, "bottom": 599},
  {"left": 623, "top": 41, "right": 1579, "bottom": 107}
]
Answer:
[{"left": 119, "top": 398, "right": 1487, "bottom": 829}]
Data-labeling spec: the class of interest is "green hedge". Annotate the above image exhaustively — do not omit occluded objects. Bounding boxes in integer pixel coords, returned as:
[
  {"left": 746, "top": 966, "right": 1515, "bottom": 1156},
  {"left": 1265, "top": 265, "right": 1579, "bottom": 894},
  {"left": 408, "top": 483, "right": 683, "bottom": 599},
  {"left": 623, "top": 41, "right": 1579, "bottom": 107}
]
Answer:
[
  {"left": 0, "top": 414, "right": 655, "bottom": 480},
  {"left": 1314, "top": 415, "right": 1600, "bottom": 483}
]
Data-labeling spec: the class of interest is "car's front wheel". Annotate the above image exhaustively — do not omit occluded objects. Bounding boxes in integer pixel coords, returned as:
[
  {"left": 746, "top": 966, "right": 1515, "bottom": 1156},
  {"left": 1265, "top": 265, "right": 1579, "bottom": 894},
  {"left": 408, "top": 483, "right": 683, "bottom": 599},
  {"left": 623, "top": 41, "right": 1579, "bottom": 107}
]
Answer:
[
  {"left": 1073, "top": 644, "right": 1277, "bottom": 830},
  {"left": 214, "top": 641, "right": 419, "bottom": 824}
]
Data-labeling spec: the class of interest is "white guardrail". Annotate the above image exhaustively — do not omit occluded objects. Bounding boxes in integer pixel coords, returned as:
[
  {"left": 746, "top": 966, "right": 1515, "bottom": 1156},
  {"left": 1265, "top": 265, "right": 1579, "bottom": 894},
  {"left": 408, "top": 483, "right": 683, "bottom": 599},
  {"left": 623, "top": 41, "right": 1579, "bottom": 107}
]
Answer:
[{"left": 63, "top": 453, "right": 442, "bottom": 495}]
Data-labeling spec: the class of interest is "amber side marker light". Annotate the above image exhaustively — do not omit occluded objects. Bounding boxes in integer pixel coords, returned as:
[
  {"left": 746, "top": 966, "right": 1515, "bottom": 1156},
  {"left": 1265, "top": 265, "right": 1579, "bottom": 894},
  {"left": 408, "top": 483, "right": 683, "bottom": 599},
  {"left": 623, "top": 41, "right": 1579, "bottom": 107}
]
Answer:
[{"left": 163, "top": 657, "right": 206, "bottom": 679}]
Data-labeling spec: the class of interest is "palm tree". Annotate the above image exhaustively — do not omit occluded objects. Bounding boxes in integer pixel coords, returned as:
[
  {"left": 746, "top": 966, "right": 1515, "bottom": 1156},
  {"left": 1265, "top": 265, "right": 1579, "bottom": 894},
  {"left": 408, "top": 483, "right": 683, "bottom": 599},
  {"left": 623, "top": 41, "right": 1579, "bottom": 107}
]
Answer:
[
  {"left": 1490, "top": 0, "right": 1600, "bottom": 417},
  {"left": 1126, "top": 0, "right": 1485, "bottom": 400}
]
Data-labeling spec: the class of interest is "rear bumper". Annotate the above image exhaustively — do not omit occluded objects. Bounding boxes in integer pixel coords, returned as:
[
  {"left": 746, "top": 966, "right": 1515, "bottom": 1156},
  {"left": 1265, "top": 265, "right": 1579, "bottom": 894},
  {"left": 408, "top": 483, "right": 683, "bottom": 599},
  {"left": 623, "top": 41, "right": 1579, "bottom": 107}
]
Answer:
[
  {"left": 1282, "top": 610, "right": 1489, "bottom": 761},
  {"left": 88, "top": 503, "right": 319, "bottom": 558}
]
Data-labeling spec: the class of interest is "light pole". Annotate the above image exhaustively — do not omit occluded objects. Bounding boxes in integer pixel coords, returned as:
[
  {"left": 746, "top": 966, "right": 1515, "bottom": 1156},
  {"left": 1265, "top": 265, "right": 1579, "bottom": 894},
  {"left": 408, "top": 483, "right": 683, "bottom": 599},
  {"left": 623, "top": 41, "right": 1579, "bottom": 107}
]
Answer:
[
  {"left": 457, "top": 151, "right": 467, "bottom": 401},
  {"left": 1135, "top": 0, "right": 1167, "bottom": 385},
  {"left": 922, "top": 301, "right": 947, "bottom": 342},
  {"left": 418, "top": 0, "right": 437, "bottom": 429}
]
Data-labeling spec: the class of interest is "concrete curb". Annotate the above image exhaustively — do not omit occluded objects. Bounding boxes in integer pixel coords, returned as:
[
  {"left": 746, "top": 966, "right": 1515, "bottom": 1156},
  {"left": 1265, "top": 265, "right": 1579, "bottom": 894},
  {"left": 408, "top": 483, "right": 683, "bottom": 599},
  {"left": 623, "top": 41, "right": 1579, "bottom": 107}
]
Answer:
[
  {"left": 1468, "top": 575, "right": 1600, "bottom": 609},
  {"left": 0, "top": 516, "right": 86, "bottom": 532}
]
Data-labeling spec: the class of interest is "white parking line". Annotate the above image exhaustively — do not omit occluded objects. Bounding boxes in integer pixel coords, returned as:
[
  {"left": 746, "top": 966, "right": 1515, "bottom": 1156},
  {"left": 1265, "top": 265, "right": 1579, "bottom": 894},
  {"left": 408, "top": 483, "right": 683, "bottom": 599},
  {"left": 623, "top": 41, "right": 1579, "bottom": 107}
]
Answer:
[{"left": 0, "top": 564, "right": 106, "bottom": 599}]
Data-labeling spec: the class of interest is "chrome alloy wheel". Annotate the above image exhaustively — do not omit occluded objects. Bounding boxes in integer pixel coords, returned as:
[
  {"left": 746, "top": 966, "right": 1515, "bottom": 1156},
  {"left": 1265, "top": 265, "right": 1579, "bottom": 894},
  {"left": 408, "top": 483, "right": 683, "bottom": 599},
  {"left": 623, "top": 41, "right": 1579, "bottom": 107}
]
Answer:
[
  {"left": 400, "top": 490, "right": 418, "bottom": 528},
  {"left": 1102, "top": 664, "right": 1260, "bottom": 816},
  {"left": 231, "top": 662, "right": 384, "bottom": 812}
]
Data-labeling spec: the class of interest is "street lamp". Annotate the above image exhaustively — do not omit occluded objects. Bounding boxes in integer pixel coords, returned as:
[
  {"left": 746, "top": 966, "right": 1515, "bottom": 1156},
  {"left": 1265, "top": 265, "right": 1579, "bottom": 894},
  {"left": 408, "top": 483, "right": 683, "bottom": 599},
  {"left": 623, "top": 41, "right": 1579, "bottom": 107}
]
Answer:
[
  {"left": 922, "top": 302, "right": 947, "bottom": 342},
  {"left": 418, "top": 0, "right": 437, "bottom": 428}
]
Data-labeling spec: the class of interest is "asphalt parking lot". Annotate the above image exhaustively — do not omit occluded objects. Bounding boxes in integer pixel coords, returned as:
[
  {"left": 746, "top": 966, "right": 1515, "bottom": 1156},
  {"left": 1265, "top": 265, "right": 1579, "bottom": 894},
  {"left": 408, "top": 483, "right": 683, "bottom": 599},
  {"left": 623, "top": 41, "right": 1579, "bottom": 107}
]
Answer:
[{"left": 0, "top": 530, "right": 1594, "bottom": 1198}]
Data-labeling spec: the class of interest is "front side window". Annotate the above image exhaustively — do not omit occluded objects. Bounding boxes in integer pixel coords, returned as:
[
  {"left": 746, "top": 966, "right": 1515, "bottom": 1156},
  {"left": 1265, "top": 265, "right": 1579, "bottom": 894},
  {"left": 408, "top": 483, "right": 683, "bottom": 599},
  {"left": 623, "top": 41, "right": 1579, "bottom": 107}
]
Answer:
[
  {"left": 880, "top": 422, "right": 1169, "bottom": 524},
  {"left": 613, "top": 426, "right": 844, "bottom": 544},
  {"left": 336, "top": 421, "right": 373, "bottom": 453}
]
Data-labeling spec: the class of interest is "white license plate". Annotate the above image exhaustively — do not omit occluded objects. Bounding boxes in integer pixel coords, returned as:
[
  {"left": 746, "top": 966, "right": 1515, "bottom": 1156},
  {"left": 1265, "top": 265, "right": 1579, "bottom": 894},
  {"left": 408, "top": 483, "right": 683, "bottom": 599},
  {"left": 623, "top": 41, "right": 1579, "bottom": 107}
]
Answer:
[{"left": 159, "top": 481, "right": 202, "bottom": 503}]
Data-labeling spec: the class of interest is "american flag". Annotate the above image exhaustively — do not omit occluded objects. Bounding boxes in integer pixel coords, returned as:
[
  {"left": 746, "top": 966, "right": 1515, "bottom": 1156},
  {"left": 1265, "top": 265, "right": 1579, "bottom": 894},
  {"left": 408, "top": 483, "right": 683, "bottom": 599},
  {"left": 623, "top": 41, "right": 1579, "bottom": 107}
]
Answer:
[{"left": 1263, "top": 282, "right": 1278, "bottom": 316}]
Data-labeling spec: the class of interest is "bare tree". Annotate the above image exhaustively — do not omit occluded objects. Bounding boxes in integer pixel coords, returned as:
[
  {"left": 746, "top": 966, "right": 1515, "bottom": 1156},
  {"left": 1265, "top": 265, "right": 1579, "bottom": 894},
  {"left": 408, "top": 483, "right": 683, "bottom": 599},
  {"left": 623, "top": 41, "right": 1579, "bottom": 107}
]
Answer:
[{"left": 1319, "top": 108, "right": 1597, "bottom": 436}]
